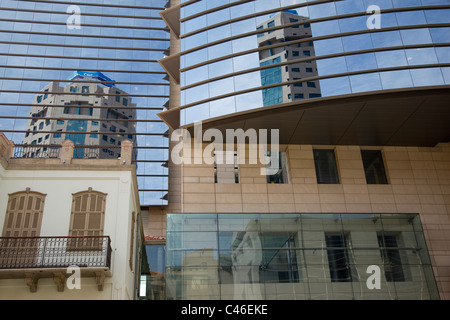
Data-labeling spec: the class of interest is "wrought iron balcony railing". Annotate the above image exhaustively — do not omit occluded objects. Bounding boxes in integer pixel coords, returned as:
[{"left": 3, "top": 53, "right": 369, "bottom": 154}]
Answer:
[
  {"left": 12, "top": 145, "right": 61, "bottom": 159},
  {"left": 0, "top": 236, "right": 112, "bottom": 270},
  {"left": 11, "top": 144, "right": 122, "bottom": 160}
]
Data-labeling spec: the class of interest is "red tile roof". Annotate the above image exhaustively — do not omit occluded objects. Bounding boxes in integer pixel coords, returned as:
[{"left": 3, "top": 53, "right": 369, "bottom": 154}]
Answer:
[{"left": 144, "top": 235, "right": 165, "bottom": 241}]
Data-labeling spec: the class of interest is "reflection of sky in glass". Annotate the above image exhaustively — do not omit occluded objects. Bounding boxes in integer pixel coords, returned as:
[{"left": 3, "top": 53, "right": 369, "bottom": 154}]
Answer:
[
  {"left": 0, "top": 0, "right": 170, "bottom": 205},
  {"left": 178, "top": 0, "right": 449, "bottom": 126}
]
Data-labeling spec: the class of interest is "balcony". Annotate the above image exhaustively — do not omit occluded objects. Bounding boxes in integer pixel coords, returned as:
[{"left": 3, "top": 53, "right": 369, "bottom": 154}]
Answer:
[{"left": 0, "top": 236, "right": 112, "bottom": 292}]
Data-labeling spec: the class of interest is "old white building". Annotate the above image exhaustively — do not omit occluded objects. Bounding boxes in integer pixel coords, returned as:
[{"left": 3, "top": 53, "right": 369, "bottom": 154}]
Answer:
[{"left": 0, "top": 133, "right": 142, "bottom": 300}]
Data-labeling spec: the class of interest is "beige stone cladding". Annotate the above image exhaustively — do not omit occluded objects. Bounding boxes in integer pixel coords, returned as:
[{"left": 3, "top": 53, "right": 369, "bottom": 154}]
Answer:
[{"left": 159, "top": 141, "right": 450, "bottom": 299}]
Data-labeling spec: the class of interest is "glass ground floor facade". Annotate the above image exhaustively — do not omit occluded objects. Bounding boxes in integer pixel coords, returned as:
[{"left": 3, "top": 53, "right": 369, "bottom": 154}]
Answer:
[{"left": 140, "top": 213, "right": 440, "bottom": 300}]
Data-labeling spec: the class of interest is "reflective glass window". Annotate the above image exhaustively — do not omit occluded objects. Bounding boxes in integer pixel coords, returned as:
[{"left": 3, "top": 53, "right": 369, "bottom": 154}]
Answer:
[
  {"left": 314, "top": 38, "right": 344, "bottom": 56},
  {"left": 232, "top": 35, "right": 258, "bottom": 54},
  {"left": 234, "top": 71, "right": 262, "bottom": 91},
  {"left": 441, "top": 67, "right": 450, "bottom": 84},
  {"left": 265, "top": 151, "right": 289, "bottom": 184},
  {"left": 392, "top": 0, "right": 422, "bottom": 8},
  {"left": 405, "top": 48, "right": 439, "bottom": 65},
  {"left": 308, "top": 2, "right": 337, "bottom": 19},
  {"left": 396, "top": 10, "right": 427, "bottom": 26},
  {"left": 342, "top": 34, "right": 373, "bottom": 52},
  {"left": 183, "top": 15, "right": 207, "bottom": 34},
  {"left": 183, "top": 48, "right": 208, "bottom": 69},
  {"left": 320, "top": 76, "right": 352, "bottom": 97},
  {"left": 235, "top": 91, "right": 264, "bottom": 112},
  {"left": 430, "top": 28, "right": 450, "bottom": 43},
  {"left": 371, "top": 30, "right": 403, "bottom": 48},
  {"left": 229, "top": 1, "right": 255, "bottom": 20},
  {"left": 313, "top": 149, "right": 340, "bottom": 184},
  {"left": 209, "top": 77, "right": 235, "bottom": 98},
  {"left": 350, "top": 73, "right": 383, "bottom": 93},
  {"left": 208, "top": 58, "right": 234, "bottom": 79},
  {"left": 208, "top": 41, "right": 233, "bottom": 60},
  {"left": 184, "top": 83, "right": 209, "bottom": 105},
  {"left": 184, "top": 65, "right": 209, "bottom": 86},
  {"left": 435, "top": 47, "right": 450, "bottom": 63},
  {"left": 317, "top": 57, "right": 348, "bottom": 76},
  {"left": 379, "top": 70, "right": 414, "bottom": 89},
  {"left": 336, "top": 0, "right": 365, "bottom": 15},
  {"left": 361, "top": 150, "right": 388, "bottom": 184},
  {"left": 400, "top": 28, "right": 432, "bottom": 45},
  {"left": 410, "top": 68, "right": 444, "bottom": 86},
  {"left": 424, "top": 9, "right": 450, "bottom": 24},
  {"left": 233, "top": 52, "right": 260, "bottom": 72},
  {"left": 163, "top": 213, "right": 439, "bottom": 300},
  {"left": 209, "top": 96, "right": 236, "bottom": 118},
  {"left": 363, "top": 0, "right": 394, "bottom": 9},
  {"left": 338, "top": 16, "right": 367, "bottom": 33},
  {"left": 375, "top": 50, "right": 408, "bottom": 68},
  {"left": 184, "top": 102, "right": 210, "bottom": 125},
  {"left": 311, "top": 20, "right": 340, "bottom": 37},
  {"left": 182, "top": 0, "right": 207, "bottom": 19}
]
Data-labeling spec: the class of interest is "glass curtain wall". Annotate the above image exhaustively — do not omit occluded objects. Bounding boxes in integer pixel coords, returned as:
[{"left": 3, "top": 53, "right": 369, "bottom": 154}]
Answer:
[
  {"left": 178, "top": 0, "right": 450, "bottom": 126},
  {"left": 160, "top": 212, "right": 439, "bottom": 300},
  {"left": 0, "top": 0, "right": 170, "bottom": 205}
]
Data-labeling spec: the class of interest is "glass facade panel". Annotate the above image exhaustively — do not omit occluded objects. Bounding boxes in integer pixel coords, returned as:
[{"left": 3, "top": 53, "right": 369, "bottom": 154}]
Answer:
[{"left": 147, "top": 213, "right": 440, "bottom": 300}]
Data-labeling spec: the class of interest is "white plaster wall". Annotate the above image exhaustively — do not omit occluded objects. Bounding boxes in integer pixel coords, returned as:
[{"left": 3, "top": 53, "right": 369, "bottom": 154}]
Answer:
[{"left": 0, "top": 168, "right": 139, "bottom": 300}]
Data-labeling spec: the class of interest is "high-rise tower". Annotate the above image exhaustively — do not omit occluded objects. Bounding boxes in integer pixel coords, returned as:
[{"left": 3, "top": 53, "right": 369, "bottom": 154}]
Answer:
[{"left": 23, "top": 72, "right": 137, "bottom": 160}]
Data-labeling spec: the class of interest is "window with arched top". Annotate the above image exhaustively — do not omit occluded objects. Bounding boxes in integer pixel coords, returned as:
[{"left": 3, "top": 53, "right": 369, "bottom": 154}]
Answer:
[
  {"left": 1, "top": 188, "right": 46, "bottom": 268},
  {"left": 2, "top": 188, "right": 46, "bottom": 237},
  {"left": 69, "top": 188, "right": 107, "bottom": 238}
]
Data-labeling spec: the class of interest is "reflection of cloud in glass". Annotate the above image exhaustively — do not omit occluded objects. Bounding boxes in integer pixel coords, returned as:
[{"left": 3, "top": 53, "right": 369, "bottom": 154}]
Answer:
[
  {"left": 319, "top": 77, "right": 351, "bottom": 97},
  {"left": 210, "top": 96, "right": 236, "bottom": 118},
  {"left": 346, "top": 53, "right": 378, "bottom": 72},
  {"left": 349, "top": 73, "right": 383, "bottom": 93},
  {"left": 236, "top": 91, "right": 264, "bottom": 112},
  {"left": 379, "top": 70, "right": 413, "bottom": 89},
  {"left": 375, "top": 50, "right": 408, "bottom": 68},
  {"left": 410, "top": 68, "right": 444, "bottom": 87},
  {"left": 405, "top": 48, "right": 439, "bottom": 65}
]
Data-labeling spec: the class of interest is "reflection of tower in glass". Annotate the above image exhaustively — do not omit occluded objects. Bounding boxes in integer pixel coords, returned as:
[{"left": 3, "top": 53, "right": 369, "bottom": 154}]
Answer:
[
  {"left": 257, "top": 10, "right": 321, "bottom": 106},
  {"left": 23, "top": 71, "right": 137, "bottom": 160},
  {"left": 230, "top": 224, "right": 263, "bottom": 300}
]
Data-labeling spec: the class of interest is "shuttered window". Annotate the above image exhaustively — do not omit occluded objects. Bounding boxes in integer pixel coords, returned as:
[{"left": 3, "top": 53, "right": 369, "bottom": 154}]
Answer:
[
  {"left": 69, "top": 188, "right": 107, "bottom": 249},
  {"left": 2, "top": 188, "right": 45, "bottom": 237}
]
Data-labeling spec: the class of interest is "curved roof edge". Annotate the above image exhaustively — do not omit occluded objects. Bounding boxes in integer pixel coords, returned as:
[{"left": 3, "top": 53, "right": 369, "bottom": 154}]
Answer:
[{"left": 163, "top": 86, "right": 450, "bottom": 147}]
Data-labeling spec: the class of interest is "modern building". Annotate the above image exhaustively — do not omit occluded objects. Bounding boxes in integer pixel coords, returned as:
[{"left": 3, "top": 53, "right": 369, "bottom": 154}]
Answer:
[
  {"left": 22, "top": 72, "right": 137, "bottom": 160},
  {"left": 0, "top": 133, "right": 141, "bottom": 299},
  {"left": 142, "top": 0, "right": 450, "bottom": 300},
  {"left": 0, "top": 0, "right": 170, "bottom": 205}
]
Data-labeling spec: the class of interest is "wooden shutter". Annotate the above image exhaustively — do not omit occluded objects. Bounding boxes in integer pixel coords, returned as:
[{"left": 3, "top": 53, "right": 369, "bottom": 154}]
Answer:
[
  {"left": 69, "top": 188, "right": 106, "bottom": 250},
  {"left": 1, "top": 189, "right": 46, "bottom": 267},
  {"left": 2, "top": 188, "right": 45, "bottom": 237}
]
